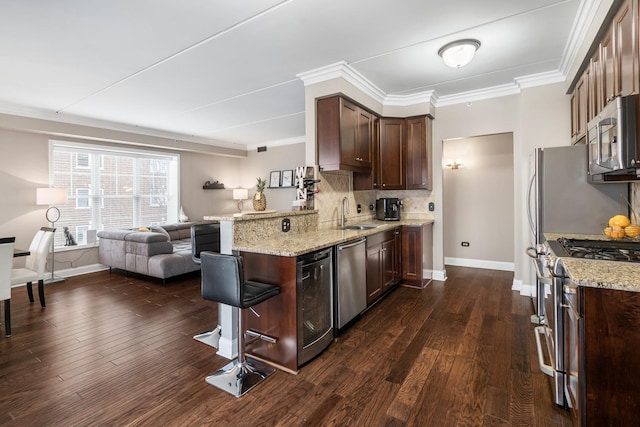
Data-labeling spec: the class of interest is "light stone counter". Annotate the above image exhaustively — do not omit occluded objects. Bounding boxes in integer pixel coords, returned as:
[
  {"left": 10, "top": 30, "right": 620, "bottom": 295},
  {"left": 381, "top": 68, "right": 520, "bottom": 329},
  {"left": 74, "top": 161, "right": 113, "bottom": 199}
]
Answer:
[
  {"left": 544, "top": 233, "right": 640, "bottom": 292},
  {"left": 210, "top": 211, "right": 433, "bottom": 257}
]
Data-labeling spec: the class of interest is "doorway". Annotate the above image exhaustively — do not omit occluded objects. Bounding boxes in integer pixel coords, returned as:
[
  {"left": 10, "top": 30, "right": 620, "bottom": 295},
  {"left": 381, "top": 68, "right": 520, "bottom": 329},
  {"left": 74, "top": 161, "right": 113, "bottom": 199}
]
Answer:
[{"left": 442, "top": 132, "right": 514, "bottom": 271}]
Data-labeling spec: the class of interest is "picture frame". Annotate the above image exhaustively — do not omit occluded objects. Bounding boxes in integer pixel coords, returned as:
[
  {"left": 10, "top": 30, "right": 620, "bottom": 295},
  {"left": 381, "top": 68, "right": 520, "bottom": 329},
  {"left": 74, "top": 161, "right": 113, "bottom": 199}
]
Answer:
[
  {"left": 269, "top": 170, "right": 281, "bottom": 188},
  {"left": 281, "top": 170, "right": 294, "bottom": 187}
]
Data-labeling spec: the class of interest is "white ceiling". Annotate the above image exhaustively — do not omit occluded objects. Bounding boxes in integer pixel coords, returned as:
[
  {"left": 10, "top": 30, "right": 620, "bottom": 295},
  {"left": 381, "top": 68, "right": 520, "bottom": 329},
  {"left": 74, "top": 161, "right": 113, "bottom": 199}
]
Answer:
[{"left": 0, "top": 0, "right": 594, "bottom": 150}]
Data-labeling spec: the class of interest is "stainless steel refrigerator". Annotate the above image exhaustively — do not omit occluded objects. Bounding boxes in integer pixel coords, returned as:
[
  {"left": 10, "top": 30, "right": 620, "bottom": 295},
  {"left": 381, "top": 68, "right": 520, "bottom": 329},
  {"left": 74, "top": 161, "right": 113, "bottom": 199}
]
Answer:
[{"left": 527, "top": 145, "right": 629, "bottom": 321}]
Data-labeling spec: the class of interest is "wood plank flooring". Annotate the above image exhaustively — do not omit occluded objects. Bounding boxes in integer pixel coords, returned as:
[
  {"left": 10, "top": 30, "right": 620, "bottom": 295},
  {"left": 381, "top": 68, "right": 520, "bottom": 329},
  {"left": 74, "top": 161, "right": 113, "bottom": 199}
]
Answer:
[{"left": 0, "top": 266, "right": 572, "bottom": 426}]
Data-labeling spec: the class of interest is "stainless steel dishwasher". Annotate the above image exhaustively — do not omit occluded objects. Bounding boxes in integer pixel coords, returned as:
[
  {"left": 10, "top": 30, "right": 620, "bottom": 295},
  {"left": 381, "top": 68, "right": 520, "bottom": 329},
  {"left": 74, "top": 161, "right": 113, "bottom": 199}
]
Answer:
[{"left": 335, "top": 238, "right": 367, "bottom": 333}]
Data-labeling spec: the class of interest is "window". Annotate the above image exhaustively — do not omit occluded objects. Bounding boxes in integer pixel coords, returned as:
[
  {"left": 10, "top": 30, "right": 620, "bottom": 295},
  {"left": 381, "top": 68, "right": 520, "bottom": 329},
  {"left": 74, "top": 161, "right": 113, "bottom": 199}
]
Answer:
[{"left": 49, "top": 141, "right": 180, "bottom": 248}]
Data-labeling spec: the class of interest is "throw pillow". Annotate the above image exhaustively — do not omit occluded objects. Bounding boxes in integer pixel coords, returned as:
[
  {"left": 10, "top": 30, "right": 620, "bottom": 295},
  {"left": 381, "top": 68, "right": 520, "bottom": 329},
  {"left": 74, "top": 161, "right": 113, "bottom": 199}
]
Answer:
[{"left": 150, "top": 226, "right": 171, "bottom": 241}]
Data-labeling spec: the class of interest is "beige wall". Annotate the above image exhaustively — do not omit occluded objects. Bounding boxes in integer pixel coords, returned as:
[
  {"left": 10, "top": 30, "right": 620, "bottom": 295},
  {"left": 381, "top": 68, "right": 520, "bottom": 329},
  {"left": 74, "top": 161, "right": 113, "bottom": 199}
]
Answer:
[
  {"left": 443, "top": 133, "right": 514, "bottom": 267},
  {"left": 0, "top": 119, "right": 305, "bottom": 275},
  {"left": 434, "top": 82, "right": 570, "bottom": 287},
  {"left": 242, "top": 143, "right": 306, "bottom": 212}
]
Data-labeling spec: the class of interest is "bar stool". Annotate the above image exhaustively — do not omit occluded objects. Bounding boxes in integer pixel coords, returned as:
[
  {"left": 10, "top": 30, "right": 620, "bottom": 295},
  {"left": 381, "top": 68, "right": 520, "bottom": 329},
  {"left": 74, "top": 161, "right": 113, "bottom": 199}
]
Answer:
[
  {"left": 191, "top": 223, "right": 223, "bottom": 348},
  {"left": 200, "top": 251, "right": 280, "bottom": 397}
]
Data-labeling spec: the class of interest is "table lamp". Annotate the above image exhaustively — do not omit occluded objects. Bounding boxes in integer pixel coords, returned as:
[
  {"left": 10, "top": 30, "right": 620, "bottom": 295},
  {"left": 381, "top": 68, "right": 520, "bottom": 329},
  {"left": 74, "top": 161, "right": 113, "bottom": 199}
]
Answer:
[
  {"left": 233, "top": 188, "right": 249, "bottom": 212},
  {"left": 36, "top": 187, "right": 68, "bottom": 283}
]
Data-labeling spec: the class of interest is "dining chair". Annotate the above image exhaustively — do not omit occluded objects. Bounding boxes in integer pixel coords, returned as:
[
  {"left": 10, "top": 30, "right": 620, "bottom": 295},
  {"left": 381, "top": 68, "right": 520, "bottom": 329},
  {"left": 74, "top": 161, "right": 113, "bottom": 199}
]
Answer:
[
  {"left": 11, "top": 227, "right": 55, "bottom": 309},
  {"left": 0, "top": 237, "right": 16, "bottom": 336}
]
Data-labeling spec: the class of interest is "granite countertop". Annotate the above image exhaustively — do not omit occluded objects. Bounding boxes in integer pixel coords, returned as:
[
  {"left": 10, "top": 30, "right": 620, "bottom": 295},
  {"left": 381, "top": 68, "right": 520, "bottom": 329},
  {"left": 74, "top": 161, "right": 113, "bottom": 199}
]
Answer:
[
  {"left": 545, "top": 233, "right": 640, "bottom": 293},
  {"left": 234, "top": 218, "right": 434, "bottom": 257}
]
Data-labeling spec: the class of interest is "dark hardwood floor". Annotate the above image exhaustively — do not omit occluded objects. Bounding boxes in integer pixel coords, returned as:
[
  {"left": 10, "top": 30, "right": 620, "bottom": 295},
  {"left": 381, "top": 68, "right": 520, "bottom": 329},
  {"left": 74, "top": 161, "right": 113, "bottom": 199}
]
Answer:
[{"left": 0, "top": 266, "right": 572, "bottom": 426}]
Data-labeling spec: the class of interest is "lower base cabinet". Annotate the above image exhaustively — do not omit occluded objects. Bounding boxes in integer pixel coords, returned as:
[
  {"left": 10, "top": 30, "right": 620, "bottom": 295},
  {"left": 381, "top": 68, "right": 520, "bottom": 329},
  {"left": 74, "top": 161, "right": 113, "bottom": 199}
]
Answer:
[
  {"left": 566, "top": 286, "right": 640, "bottom": 426},
  {"left": 366, "top": 228, "right": 401, "bottom": 306},
  {"left": 401, "top": 223, "right": 433, "bottom": 288}
]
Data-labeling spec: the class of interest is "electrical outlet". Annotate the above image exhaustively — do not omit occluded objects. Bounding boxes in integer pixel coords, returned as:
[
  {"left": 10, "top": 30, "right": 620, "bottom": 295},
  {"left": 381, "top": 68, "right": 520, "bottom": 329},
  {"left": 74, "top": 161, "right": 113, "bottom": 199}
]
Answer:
[
  {"left": 282, "top": 218, "right": 291, "bottom": 232},
  {"left": 429, "top": 202, "right": 435, "bottom": 211}
]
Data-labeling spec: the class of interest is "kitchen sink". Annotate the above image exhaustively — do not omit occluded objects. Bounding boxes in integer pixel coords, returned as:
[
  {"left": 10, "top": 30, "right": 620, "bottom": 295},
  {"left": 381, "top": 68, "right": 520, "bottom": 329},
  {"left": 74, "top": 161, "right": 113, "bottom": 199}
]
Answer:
[{"left": 342, "top": 224, "right": 378, "bottom": 230}]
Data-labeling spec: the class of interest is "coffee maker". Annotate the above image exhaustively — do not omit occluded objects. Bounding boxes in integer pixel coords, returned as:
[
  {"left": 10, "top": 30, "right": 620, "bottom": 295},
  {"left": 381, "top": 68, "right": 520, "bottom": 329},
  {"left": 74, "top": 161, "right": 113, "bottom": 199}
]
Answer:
[{"left": 376, "top": 198, "right": 402, "bottom": 221}]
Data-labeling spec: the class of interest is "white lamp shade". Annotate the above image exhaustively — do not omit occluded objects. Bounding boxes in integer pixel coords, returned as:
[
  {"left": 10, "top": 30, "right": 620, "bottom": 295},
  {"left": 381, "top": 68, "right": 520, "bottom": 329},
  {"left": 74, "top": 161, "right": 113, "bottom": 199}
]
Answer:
[
  {"left": 438, "top": 39, "right": 480, "bottom": 68},
  {"left": 36, "top": 187, "right": 68, "bottom": 205},
  {"left": 232, "top": 188, "right": 249, "bottom": 200}
]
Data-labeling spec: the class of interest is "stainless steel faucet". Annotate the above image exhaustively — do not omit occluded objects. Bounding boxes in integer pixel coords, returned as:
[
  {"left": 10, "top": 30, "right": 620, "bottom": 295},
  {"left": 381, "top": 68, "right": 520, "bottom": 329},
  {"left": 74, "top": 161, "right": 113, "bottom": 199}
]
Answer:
[{"left": 340, "top": 196, "right": 349, "bottom": 228}]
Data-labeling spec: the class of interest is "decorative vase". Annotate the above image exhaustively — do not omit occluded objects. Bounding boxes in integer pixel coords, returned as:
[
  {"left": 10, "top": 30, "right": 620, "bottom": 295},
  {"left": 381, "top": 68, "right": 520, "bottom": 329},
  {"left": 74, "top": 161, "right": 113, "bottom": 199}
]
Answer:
[{"left": 253, "top": 191, "right": 266, "bottom": 211}]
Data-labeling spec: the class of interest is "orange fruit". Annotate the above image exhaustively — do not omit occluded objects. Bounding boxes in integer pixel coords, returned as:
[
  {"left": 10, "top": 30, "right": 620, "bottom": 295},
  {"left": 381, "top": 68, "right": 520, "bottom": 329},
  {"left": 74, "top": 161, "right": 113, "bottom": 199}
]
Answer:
[
  {"left": 625, "top": 224, "right": 640, "bottom": 238},
  {"left": 604, "top": 227, "right": 612, "bottom": 237},
  {"left": 609, "top": 214, "right": 631, "bottom": 227},
  {"left": 611, "top": 226, "right": 625, "bottom": 238}
]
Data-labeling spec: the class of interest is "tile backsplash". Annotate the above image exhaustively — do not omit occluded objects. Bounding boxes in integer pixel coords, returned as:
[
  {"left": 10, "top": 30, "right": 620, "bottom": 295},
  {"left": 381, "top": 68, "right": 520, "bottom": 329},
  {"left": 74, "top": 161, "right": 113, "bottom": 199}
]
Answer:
[{"left": 314, "top": 170, "right": 435, "bottom": 229}]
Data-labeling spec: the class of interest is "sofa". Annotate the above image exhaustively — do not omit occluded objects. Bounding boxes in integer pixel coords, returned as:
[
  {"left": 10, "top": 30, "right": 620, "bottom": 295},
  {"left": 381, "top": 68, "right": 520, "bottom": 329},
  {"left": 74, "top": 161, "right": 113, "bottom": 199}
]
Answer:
[{"left": 97, "top": 222, "right": 219, "bottom": 281}]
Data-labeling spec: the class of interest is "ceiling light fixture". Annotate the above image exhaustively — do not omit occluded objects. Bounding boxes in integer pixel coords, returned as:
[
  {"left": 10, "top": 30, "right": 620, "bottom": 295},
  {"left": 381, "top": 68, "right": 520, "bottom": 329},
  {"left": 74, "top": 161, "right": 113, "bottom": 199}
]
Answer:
[{"left": 438, "top": 39, "right": 481, "bottom": 68}]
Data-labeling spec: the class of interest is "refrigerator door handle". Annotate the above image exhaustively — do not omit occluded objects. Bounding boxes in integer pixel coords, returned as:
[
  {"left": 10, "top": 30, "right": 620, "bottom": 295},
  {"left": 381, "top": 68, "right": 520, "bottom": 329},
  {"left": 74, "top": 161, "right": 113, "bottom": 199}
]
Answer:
[{"left": 527, "top": 172, "right": 536, "bottom": 237}]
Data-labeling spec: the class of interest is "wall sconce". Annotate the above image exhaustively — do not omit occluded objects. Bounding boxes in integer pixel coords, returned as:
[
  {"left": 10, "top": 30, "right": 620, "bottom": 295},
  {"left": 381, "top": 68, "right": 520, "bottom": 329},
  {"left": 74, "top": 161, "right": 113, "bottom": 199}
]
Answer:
[
  {"left": 36, "top": 187, "right": 68, "bottom": 283},
  {"left": 232, "top": 188, "right": 249, "bottom": 212},
  {"left": 445, "top": 159, "right": 463, "bottom": 170},
  {"left": 438, "top": 39, "right": 481, "bottom": 68}
]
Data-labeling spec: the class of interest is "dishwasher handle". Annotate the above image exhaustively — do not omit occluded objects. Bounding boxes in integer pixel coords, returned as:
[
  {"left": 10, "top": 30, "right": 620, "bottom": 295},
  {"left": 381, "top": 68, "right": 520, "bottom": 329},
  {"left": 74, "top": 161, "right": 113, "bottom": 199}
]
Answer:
[{"left": 338, "top": 238, "right": 366, "bottom": 250}]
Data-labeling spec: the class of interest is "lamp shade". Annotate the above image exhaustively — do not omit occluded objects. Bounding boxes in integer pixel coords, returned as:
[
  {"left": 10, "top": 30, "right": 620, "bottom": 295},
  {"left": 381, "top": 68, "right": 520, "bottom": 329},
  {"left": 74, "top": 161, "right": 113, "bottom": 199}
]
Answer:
[
  {"left": 36, "top": 187, "right": 68, "bottom": 205},
  {"left": 233, "top": 188, "right": 249, "bottom": 200},
  {"left": 438, "top": 39, "right": 481, "bottom": 68}
]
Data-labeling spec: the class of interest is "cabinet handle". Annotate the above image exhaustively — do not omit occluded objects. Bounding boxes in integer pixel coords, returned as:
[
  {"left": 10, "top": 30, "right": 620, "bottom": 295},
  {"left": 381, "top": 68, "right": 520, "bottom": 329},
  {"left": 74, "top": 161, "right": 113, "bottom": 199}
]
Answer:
[{"left": 382, "top": 183, "right": 386, "bottom": 187}]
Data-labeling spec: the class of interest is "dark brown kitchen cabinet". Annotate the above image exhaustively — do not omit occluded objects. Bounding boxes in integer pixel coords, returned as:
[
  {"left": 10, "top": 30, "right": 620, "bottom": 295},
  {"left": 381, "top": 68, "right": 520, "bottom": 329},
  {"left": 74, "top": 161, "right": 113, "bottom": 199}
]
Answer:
[
  {"left": 565, "top": 285, "right": 640, "bottom": 426},
  {"left": 317, "top": 95, "right": 373, "bottom": 174},
  {"left": 378, "top": 118, "right": 405, "bottom": 190},
  {"left": 401, "top": 223, "right": 433, "bottom": 288},
  {"left": 366, "top": 228, "right": 400, "bottom": 306},
  {"left": 613, "top": 0, "right": 638, "bottom": 97},
  {"left": 570, "top": 0, "right": 638, "bottom": 130},
  {"left": 406, "top": 115, "right": 432, "bottom": 190},
  {"left": 601, "top": 31, "right": 616, "bottom": 104},
  {"left": 570, "top": 75, "right": 588, "bottom": 143},
  {"left": 588, "top": 49, "right": 603, "bottom": 120}
]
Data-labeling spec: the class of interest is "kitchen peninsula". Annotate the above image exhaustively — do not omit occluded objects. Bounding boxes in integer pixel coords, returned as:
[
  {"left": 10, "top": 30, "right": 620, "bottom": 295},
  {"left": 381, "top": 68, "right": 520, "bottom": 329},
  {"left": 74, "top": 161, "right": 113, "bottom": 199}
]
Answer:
[{"left": 203, "top": 209, "right": 434, "bottom": 373}]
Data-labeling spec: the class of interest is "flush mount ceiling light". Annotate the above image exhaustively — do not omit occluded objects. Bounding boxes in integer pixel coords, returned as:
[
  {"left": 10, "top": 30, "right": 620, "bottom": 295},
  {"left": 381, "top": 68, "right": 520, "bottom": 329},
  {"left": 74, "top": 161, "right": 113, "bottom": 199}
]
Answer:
[{"left": 438, "top": 39, "right": 481, "bottom": 68}]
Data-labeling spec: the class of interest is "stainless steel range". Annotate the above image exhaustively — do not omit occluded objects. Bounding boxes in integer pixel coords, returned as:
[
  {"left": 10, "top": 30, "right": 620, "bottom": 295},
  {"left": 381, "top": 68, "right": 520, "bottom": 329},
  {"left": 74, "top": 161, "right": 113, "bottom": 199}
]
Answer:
[{"left": 531, "top": 237, "right": 640, "bottom": 409}]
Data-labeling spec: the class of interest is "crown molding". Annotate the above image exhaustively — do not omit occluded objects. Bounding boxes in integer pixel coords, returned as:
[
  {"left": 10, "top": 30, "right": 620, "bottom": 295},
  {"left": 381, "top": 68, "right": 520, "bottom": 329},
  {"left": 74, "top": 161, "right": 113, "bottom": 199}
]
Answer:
[
  {"left": 298, "top": 60, "right": 569, "bottom": 109},
  {"left": 558, "top": 0, "right": 602, "bottom": 76}
]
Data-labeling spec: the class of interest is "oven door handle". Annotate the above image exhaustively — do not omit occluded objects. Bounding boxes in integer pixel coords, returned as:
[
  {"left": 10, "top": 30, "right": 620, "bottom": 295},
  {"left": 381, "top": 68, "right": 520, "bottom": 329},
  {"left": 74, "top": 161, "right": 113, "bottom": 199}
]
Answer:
[{"left": 534, "top": 326, "right": 555, "bottom": 377}]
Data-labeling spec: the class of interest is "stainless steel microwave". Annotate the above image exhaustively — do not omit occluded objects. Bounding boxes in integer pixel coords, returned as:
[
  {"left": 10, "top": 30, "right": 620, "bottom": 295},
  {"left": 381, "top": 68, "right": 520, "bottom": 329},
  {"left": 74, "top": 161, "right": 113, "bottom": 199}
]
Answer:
[{"left": 587, "top": 94, "right": 640, "bottom": 182}]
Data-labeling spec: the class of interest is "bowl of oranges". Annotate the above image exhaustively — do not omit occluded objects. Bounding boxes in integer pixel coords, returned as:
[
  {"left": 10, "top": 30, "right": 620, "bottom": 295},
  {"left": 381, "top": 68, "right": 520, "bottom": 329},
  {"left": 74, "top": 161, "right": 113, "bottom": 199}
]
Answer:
[{"left": 604, "top": 214, "right": 640, "bottom": 238}]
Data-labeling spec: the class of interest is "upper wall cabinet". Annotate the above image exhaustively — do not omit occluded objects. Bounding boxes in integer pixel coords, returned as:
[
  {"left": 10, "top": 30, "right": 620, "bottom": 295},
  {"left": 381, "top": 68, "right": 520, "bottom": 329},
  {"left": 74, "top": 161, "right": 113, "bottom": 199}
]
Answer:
[
  {"left": 570, "top": 0, "right": 639, "bottom": 143},
  {"left": 317, "top": 96, "right": 373, "bottom": 173},
  {"left": 406, "top": 115, "right": 433, "bottom": 190},
  {"left": 378, "top": 118, "right": 405, "bottom": 190},
  {"left": 353, "top": 115, "right": 433, "bottom": 191}
]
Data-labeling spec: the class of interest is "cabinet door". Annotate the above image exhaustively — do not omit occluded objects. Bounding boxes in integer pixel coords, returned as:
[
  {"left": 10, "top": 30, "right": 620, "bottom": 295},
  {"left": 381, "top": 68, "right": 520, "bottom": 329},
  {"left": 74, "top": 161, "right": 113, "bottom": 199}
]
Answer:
[
  {"left": 366, "top": 242, "right": 383, "bottom": 305},
  {"left": 340, "top": 99, "right": 359, "bottom": 167},
  {"left": 381, "top": 238, "right": 396, "bottom": 293},
  {"left": 379, "top": 118, "right": 405, "bottom": 189},
  {"left": 571, "top": 76, "right": 587, "bottom": 142},
  {"left": 356, "top": 108, "right": 373, "bottom": 167},
  {"left": 589, "top": 49, "right": 604, "bottom": 117},
  {"left": 613, "top": 0, "right": 638, "bottom": 96},
  {"left": 406, "top": 116, "right": 432, "bottom": 190},
  {"left": 402, "top": 225, "right": 422, "bottom": 281},
  {"left": 601, "top": 31, "right": 616, "bottom": 104}
]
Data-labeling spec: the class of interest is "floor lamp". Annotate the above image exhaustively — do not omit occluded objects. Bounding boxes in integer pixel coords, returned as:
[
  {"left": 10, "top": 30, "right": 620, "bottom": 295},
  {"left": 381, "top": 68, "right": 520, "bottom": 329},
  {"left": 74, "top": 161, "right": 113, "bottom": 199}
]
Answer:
[{"left": 36, "top": 187, "right": 68, "bottom": 284}]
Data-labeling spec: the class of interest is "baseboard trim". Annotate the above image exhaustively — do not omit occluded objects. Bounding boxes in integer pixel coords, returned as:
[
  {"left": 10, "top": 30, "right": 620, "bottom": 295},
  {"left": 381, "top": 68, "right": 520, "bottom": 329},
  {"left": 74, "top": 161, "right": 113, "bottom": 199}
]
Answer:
[
  {"left": 55, "top": 264, "right": 109, "bottom": 278},
  {"left": 445, "top": 257, "right": 514, "bottom": 272},
  {"left": 432, "top": 269, "right": 447, "bottom": 281}
]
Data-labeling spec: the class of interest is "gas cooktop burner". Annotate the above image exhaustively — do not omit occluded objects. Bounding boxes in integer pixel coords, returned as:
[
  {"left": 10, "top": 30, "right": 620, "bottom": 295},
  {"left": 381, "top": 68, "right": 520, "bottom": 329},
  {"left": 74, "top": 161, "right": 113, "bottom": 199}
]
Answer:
[{"left": 552, "top": 237, "right": 640, "bottom": 263}]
